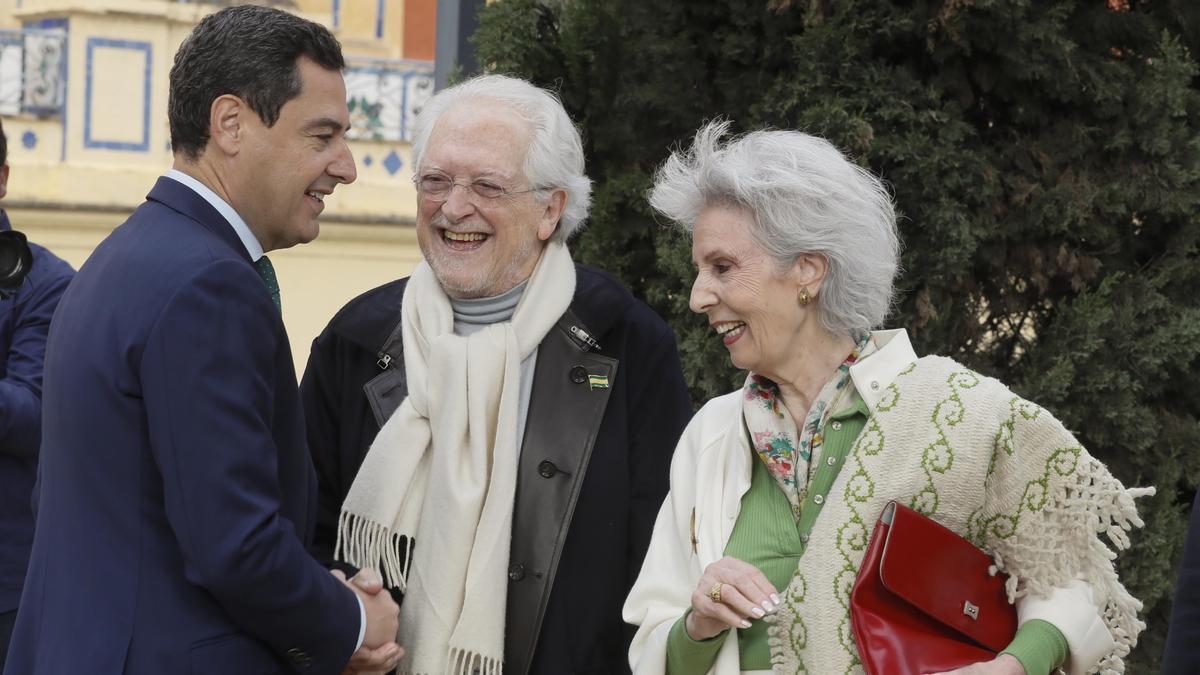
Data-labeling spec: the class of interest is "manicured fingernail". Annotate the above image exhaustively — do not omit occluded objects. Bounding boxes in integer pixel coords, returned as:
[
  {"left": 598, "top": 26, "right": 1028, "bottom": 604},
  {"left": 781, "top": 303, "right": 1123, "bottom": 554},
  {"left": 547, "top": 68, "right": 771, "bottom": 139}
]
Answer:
[
  {"left": 762, "top": 600, "right": 773, "bottom": 611},
  {"left": 740, "top": 619, "right": 752, "bottom": 628},
  {"left": 770, "top": 593, "right": 781, "bottom": 605},
  {"left": 751, "top": 606, "right": 765, "bottom": 618}
]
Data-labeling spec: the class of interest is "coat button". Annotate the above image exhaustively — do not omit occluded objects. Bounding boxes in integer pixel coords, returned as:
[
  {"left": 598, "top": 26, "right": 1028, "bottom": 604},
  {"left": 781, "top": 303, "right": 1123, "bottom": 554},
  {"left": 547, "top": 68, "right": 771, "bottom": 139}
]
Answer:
[
  {"left": 508, "top": 563, "right": 526, "bottom": 581},
  {"left": 830, "top": 420, "right": 842, "bottom": 431},
  {"left": 569, "top": 365, "right": 588, "bottom": 383},
  {"left": 538, "top": 460, "right": 558, "bottom": 478},
  {"left": 286, "top": 648, "right": 312, "bottom": 667}
]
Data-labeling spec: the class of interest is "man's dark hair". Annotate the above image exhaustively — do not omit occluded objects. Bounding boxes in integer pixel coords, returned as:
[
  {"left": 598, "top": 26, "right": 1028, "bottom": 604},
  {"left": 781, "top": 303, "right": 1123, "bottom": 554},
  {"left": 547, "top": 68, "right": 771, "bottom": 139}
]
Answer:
[
  {"left": 0, "top": 118, "right": 7, "bottom": 166},
  {"left": 168, "top": 4, "right": 344, "bottom": 160}
]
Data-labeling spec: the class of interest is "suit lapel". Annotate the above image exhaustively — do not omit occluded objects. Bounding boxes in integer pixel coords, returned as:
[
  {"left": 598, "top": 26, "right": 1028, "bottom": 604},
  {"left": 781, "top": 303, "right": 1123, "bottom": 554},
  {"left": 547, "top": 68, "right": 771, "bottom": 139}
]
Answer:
[{"left": 504, "top": 311, "right": 616, "bottom": 675}]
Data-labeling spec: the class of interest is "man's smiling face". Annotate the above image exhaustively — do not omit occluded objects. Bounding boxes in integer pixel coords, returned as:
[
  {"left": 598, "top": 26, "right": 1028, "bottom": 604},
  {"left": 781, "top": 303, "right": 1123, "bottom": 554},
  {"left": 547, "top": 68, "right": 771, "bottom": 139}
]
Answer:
[{"left": 414, "top": 103, "right": 554, "bottom": 299}]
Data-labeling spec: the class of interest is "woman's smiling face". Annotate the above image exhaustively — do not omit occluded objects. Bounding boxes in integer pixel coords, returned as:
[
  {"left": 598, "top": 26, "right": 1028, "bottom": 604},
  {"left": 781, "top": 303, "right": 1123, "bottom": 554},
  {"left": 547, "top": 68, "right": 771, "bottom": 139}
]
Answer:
[{"left": 689, "top": 203, "right": 808, "bottom": 376}]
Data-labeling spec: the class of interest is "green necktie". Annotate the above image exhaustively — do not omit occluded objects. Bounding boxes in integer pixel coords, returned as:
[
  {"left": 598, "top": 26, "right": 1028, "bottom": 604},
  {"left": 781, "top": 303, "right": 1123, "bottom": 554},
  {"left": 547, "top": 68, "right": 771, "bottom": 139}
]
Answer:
[{"left": 254, "top": 255, "right": 282, "bottom": 311}]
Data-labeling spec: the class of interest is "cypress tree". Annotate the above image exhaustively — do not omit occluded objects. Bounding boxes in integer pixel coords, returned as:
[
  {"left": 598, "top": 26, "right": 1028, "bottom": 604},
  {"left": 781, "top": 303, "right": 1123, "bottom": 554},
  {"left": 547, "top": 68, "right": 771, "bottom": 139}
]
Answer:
[{"left": 474, "top": 1, "right": 1200, "bottom": 669}]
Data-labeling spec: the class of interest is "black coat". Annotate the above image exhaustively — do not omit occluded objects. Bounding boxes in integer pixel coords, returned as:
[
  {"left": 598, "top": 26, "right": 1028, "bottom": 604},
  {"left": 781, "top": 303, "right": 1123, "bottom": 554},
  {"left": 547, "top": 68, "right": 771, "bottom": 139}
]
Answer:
[
  {"left": 1164, "top": 489, "right": 1200, "bottom": 673},
  {"left": 300, "top": 264, "right": 693, "bottom": 675}
]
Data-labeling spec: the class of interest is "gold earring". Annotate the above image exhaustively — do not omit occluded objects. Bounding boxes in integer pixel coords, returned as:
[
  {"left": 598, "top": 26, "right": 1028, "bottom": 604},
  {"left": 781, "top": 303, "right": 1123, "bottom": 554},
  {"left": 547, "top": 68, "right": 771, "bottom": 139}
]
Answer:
[{"left": 798, "top": 287, "right": 813, "bottom": 306}]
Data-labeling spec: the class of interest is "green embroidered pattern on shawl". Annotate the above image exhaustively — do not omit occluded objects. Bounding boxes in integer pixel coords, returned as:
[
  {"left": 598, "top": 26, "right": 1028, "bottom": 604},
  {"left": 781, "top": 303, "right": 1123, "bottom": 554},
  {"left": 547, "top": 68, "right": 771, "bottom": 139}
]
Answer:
[
  {"left": 986, "top": 396, "right": 1044, "bottom": 482},
  {"left": 774, "top": 572, "right": 808, "bottom": 670},
  {"left": 968, "top": 443, "right": 1082, "bottom": 545},
  {"left": 818, "top": 377, "right": 902, "bottom": 673},
  {"left": 762, "top": 356, "right": 1152, "bottom": 675},
  {"left": 912, "top": 370, "right": 979, "bottom": 516},
  {"left": 967, "top": 397, "right": 1077, "bottom": 547}
]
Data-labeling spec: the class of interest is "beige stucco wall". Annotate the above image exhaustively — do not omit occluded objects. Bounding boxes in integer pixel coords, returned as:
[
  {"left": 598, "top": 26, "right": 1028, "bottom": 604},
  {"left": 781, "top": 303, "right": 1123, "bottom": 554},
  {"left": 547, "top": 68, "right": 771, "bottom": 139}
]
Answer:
[{"left": 4, "top": 0, "right": 425, "bottom": 219}]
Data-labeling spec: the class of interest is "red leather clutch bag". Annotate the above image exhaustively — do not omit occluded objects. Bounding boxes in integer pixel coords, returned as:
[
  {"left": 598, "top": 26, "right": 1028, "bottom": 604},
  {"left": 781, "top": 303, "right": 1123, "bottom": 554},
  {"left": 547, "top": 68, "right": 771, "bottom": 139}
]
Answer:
[{"left": 850, "top": 501, "right": 1018, "bottom": 675}]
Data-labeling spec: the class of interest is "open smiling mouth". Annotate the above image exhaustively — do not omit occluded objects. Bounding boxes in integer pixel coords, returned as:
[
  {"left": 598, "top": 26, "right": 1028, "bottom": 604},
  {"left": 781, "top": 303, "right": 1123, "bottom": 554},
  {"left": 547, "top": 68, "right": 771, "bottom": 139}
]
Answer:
[
  {"left": 714, "top": 321, "right": 747, "bottom": 345},
  {"left": 441, "top": 229, "right": 490, "bottom": 249},
  {"left": 305, "top": 190, "right": 327, "bottom": 209}
]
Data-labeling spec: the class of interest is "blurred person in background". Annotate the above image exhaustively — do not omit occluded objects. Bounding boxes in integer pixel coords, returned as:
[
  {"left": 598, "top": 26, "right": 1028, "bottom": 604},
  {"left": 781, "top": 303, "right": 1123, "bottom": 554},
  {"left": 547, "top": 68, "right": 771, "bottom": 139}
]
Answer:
[
  {"left": 0, "top": 118, "right": 74, "bottom": 671},
  {"left": 1162, "top": 489, "right": 1200, "bottom": 673}
]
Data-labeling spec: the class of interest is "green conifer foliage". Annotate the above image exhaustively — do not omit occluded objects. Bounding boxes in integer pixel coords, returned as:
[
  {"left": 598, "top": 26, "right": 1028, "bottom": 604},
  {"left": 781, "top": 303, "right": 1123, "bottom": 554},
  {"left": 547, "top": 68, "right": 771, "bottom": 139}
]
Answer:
[{"left": 474, "top": 1, "right": 1200, "bottom": 668}]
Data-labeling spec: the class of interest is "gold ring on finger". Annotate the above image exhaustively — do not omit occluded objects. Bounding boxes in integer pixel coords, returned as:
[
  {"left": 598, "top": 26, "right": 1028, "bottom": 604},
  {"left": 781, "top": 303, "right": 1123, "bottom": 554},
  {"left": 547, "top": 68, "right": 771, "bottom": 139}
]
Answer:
[{"left": 707, "top": 582, "right": 723, "bottom": 604}]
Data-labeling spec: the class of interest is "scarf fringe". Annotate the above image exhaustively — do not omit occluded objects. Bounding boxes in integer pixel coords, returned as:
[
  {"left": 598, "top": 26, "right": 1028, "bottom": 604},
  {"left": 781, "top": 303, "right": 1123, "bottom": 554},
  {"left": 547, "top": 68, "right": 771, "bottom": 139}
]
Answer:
[
  {"left": 397, "top": 648, "right": 501, "bottom": 675},
  {"left": 334, "top": 510, "right": 413, "bottom": 591},
  {"left": 991, "top": 455, "right": 1154, "bottom": 675}
]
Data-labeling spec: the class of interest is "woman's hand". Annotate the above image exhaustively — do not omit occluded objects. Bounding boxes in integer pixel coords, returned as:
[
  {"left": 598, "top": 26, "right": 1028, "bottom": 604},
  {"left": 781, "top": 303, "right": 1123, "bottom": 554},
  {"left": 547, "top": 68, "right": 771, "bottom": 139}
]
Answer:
[
  {"left": 685, "top": 556, "right": 780, "bottom": 641},
  {"left": 927, "top": 654, "right": 1025, "bottom": 675}
]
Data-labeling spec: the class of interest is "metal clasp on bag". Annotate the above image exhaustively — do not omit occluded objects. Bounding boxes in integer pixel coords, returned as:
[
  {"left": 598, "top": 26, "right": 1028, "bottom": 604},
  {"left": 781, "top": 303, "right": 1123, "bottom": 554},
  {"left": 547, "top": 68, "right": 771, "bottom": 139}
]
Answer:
[
  {"left": 880, "top": 502, "right": 896, "bottom": 525},
  {"left": 963, "top": 600, "right": 980, "bottom": 620}
]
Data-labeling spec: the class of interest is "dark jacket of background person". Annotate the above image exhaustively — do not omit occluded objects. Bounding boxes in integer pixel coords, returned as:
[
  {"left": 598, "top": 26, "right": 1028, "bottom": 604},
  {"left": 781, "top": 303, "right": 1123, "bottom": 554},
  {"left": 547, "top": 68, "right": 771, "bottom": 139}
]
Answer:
[
  {"left": 0, "top": 210, "right": 73, "bottom": 655},
  {"left": 301, "top": 264, "right": 694, "bottom": 675},
  {"left": 1163, "top": 489, "right": 1200, "bottom": 674},
  {"left": 5, "top": 179, "right": 360, "bottom": 674}
]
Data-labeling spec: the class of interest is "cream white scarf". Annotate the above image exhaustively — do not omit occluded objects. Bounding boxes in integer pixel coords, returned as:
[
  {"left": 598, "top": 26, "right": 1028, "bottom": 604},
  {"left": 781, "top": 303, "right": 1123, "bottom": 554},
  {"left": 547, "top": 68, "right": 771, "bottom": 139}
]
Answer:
[{"left": 336, "top": 240, "right": 576, "bottom": 675}]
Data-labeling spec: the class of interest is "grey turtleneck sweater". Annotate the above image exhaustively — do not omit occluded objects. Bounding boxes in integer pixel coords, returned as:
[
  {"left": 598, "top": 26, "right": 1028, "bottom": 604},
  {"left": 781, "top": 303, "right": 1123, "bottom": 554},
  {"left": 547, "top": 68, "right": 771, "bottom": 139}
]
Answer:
[{"left": 449, "top": 280, "right": 539, "bottom": 450}]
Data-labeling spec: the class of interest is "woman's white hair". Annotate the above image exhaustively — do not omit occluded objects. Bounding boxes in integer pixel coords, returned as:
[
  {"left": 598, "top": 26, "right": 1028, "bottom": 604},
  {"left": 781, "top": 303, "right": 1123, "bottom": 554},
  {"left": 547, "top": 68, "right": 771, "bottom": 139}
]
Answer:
[
  {"left": 410, "top": 74, "right": 592, "bottom": 241},
  {"left": 650, "top": 120, "right": 901, "bottom": 338}
]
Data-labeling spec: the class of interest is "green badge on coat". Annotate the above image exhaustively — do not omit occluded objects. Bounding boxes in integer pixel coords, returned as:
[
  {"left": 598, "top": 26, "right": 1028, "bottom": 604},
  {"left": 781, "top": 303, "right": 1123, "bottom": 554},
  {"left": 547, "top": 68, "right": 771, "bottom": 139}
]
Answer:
[{"left": 588, "top": 374, "right": 609, "bottom": 390}]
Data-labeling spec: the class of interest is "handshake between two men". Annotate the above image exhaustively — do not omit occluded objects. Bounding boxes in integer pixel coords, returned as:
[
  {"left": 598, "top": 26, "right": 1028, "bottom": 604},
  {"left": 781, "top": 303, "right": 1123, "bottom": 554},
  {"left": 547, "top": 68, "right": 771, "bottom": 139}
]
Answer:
[{"left": 333, "top": 568, "right": 403, "bottom": 675}]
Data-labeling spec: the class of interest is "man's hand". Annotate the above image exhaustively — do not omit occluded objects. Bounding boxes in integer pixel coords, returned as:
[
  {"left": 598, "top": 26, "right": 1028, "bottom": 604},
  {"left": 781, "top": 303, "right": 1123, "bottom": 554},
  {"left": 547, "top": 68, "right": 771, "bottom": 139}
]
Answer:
[{"left": 332, "top": 569, "right": 404, "bottom": 674}]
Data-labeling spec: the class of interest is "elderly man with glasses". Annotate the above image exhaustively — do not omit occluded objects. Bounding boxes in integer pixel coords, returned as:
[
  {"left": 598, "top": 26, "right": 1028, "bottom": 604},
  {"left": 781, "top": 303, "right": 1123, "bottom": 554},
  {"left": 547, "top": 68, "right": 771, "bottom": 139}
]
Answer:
[{"left": 300, "top": 74, "right": 693, "bottom": 675}]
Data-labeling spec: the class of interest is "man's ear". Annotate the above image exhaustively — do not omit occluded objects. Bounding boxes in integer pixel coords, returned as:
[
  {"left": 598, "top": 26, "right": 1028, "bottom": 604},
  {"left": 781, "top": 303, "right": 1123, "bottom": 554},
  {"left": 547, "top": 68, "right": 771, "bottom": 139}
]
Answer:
[
  {"left": 536, "top": 189, "right": 568, "bottom": 242},
  {"left": 209, "top": 94, "right": 246, "bottom": 157},
  {"left": 0, "top": 164, "right": 9, "bottom": 200}
]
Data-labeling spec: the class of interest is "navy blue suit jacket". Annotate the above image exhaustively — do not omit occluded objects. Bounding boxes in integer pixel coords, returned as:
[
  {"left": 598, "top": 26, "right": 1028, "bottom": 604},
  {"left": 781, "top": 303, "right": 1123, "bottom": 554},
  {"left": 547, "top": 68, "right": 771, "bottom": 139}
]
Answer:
[
  {"left": 5, "top": 178, "right": 360, "bottom": 675},
  {"left": 0, "top": 211, "right": 74, "bottom": 613}
]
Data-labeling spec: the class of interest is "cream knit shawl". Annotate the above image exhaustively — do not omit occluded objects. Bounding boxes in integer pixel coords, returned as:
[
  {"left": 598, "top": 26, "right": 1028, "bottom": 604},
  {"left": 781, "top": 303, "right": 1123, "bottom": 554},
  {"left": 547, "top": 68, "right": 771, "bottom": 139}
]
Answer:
[
  {"left": 335, "top": 240, "right": 576, "bottom": 675},
  {"left": 767, "top": 356, "right": 1153, "bottom": 675}
]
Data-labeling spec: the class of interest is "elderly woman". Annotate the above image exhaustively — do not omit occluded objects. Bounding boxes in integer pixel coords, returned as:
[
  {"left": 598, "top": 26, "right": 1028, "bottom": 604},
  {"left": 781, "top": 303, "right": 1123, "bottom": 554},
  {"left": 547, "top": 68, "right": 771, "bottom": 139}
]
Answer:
[{"left": 623, "top": 122, "right": 1152, "bottom": 675}]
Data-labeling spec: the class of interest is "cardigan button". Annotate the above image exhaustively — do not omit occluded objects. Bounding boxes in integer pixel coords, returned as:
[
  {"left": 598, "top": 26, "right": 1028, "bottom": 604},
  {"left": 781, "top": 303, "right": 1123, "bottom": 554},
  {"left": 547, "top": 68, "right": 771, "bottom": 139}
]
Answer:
[
  {"left": 813, "top": 494, "right": 824, "bottom": 505},
  {"left": 831, "top": 421, "right": 842, "bottom": 431},
  {"left": 569, "top": 365, "right": 588, "bottom": 383},
  {"left": 870, "top": 380, "right": 880, "bottom": 391},
  {"left": 827, "top": 456, "right": 837, "bottom": 466}
]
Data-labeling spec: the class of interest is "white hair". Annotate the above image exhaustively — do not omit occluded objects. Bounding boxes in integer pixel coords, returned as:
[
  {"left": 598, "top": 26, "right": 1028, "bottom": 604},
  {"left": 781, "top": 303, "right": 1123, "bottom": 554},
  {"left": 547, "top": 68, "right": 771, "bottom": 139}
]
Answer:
[
  {"left": 411, "top": 74, "right": 592, "bottom": 241},
  {"left": 650, "top": 120, "right": 901, "bottom": 338}
]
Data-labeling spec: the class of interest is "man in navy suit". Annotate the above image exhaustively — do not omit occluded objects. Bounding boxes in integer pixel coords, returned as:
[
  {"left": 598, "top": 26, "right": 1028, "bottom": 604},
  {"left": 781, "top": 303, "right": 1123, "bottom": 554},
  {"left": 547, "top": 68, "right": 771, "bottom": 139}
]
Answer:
[
  {"left": 5, "top": 6, "right": 401, "bottom": 674},
  {"left": 0, "top": 119, "right": 74, "bottom": 670}
]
